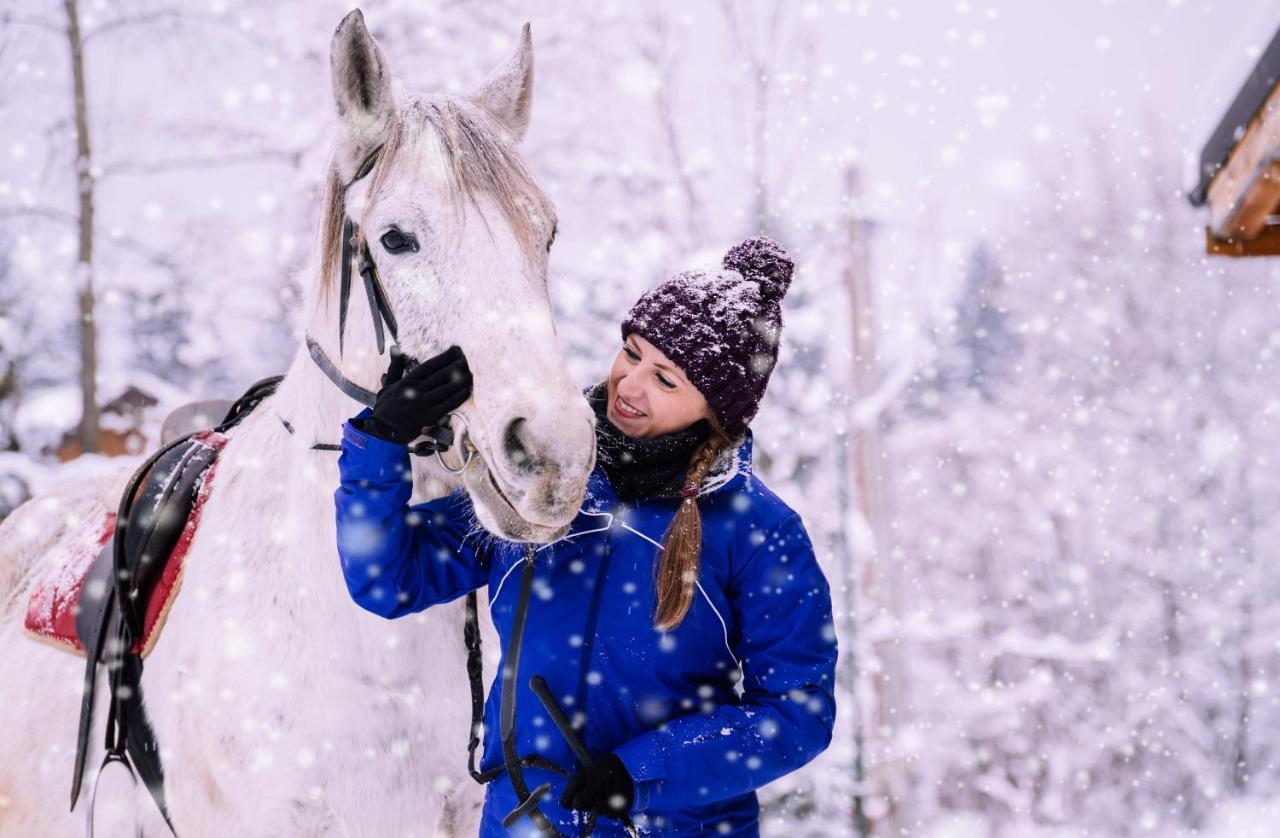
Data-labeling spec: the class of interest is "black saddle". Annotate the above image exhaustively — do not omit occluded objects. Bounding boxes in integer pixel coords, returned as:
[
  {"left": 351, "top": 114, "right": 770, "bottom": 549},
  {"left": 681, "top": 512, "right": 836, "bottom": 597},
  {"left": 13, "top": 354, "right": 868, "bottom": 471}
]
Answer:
[{"left": 69, "top": 375, "right": 283, "bottom": 834}]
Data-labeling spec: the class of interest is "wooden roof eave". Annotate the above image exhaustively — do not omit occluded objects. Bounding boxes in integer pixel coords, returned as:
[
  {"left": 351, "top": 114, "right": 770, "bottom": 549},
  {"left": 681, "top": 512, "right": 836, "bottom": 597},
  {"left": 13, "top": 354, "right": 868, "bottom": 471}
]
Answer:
[{"left": 1203, "top": 83, "right": 1280, "bottom": 255}]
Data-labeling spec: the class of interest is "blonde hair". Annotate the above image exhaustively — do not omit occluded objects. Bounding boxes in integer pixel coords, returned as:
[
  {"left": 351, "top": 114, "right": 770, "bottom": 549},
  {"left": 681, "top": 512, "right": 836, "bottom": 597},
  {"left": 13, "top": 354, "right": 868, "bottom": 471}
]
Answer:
[{"left": 653, "top": 414, "right": 734, "bottom": 631}]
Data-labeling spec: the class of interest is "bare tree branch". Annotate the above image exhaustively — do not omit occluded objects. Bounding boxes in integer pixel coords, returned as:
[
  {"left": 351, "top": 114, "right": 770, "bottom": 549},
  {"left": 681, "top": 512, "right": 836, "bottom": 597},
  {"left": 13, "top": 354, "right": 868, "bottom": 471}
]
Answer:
[
  {"left": 79, "top": 6, "right": 186, "bottom": 43},
  {"left": 98, "top": 147, "right": 305, "bottom": 179},
  {"left": 639, "top": 9, "right": 707, "bottom": 250},
  {"left": 0, "top": 10, "right": 63, "bottom": 35},
  {"left": 0, "top": 203, "right": 186, "bottom": 283},
  {"left": 0, "top": 204, "right": 77, "bottom": 224},
  {"left": 102, "top": 230, "right": 187, "bottom": 282},
  {"left": 80, "top": 6, "right": 279, "bottom": 50}
]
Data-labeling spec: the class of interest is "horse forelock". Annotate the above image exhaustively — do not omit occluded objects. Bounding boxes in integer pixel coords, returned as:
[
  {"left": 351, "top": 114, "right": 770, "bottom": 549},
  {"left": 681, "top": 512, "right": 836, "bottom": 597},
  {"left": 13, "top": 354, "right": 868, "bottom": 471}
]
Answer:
[{"left": 318, "top": 93, "right": 554, "bottom": 305}]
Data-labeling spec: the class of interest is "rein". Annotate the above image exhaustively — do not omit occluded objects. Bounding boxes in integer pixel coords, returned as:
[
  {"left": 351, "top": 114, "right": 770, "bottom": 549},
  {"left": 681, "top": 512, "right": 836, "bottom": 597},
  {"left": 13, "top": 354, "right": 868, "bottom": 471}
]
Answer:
[{"left": 304, "top": 146, "right": 632, "bottom": 836}]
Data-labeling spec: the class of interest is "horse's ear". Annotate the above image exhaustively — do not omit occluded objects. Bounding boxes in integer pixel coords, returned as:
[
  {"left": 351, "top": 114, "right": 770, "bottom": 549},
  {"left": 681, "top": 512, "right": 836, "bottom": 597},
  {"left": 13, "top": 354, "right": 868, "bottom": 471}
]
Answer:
[
  {"left": 470, "top": 23, "right": 534, "bottom": 142},
  {"left": 330, "top": 9, "right": 395, "bottom": 151}
]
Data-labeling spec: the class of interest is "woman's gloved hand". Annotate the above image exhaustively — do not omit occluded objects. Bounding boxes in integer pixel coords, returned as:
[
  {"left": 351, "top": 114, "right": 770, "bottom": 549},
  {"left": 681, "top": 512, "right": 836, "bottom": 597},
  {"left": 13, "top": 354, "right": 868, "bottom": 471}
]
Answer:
[
  {"left": 356, "top": 344, "right": 472, "bottom": 446},
  {"left": 559, "top": 752, "right": 635, "bottom": 819}
]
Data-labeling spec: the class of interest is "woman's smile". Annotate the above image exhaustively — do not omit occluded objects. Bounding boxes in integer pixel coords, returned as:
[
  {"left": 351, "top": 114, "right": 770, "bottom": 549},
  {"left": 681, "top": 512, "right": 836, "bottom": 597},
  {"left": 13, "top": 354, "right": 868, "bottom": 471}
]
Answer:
[
  {"left": 612, "top": 394, "right": 646, "bottom": 420},
  {"left": 606, "top": 333, "right": 712, "bottom": 438}
]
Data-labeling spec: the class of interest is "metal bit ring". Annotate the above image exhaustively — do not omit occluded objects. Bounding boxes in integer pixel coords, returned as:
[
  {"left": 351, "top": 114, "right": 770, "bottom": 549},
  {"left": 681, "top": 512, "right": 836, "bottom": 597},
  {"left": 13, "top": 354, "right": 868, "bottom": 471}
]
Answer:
[{"left": 434, "top": 410, "right": 476, "bottom": 475}]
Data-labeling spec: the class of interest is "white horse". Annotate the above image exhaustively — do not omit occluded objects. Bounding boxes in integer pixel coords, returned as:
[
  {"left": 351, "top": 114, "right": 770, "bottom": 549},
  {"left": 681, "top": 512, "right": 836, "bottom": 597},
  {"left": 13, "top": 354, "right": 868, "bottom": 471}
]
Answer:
[{"left": 0, "top": 9, "right": 595, "bottom": 836}]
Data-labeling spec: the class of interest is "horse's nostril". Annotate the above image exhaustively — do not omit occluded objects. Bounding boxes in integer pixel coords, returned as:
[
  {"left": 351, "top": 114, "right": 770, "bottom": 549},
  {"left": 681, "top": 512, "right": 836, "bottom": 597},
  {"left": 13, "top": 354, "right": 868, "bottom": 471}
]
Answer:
[{"left": 504, "top": 416, "right": 532, "bottom": 471}]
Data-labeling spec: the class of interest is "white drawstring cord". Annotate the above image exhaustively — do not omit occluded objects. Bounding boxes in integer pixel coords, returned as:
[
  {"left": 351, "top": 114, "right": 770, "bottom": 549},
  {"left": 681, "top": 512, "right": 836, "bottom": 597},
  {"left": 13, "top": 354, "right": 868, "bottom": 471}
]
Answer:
[
  {"left": 485, "top": 511, "right": 744, "bottom": 680},
  {"left": 489, "top": 510, "right": 613, "bottom": 605},
  {"left": 618, "top": 522, "right": 743, "bottom": 677}
]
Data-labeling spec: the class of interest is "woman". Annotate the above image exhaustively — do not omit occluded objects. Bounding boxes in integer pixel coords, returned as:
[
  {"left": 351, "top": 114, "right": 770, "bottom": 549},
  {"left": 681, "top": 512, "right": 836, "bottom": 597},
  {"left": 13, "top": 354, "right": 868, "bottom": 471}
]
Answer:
[{"left": 334, "top": 237, "right": 838, "bottom": 836}]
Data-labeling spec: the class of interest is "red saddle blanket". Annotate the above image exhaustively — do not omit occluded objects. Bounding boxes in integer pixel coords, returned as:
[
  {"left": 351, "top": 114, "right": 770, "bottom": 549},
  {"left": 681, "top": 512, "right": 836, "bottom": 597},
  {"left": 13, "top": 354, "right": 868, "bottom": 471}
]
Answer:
[{"left": 23, "top": 430, "right": 228, "bottom": 658}]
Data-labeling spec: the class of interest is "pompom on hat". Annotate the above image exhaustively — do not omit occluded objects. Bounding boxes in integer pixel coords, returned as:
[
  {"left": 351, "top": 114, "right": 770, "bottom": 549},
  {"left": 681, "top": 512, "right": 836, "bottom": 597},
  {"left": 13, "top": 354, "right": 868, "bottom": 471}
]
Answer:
[{"left": 620, "top": 236, "right": 795, "bottom": 436}]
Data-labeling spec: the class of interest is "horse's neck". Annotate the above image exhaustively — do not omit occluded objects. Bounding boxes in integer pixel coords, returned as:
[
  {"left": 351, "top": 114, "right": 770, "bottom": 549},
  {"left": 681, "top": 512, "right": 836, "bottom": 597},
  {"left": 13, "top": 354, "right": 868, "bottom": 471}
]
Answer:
[
  {"left": 270, "top": 346, "right": 370, "bottom": 451},
  {"left": 207, "top": 285, "right": 381, "bottom": 561},
  {"left": 219, "top": 286, "right": 447, "bottom": 553}
]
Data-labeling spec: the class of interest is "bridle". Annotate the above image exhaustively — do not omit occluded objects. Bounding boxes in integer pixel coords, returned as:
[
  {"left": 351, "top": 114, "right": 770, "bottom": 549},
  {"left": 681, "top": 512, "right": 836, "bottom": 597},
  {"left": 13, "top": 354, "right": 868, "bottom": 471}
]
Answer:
[
  {"left": 287, "top": 143, "right": 476, "bottom": 472},
  {"left": 297, "top": 145, "right": 633, "bottom": 836}
]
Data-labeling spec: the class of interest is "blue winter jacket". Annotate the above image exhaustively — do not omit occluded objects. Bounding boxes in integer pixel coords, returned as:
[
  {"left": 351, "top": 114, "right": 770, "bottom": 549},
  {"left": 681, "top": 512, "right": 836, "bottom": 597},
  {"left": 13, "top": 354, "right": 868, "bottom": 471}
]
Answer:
[{"left": 334, "top": 405, "right": 838, "bottom": 836}]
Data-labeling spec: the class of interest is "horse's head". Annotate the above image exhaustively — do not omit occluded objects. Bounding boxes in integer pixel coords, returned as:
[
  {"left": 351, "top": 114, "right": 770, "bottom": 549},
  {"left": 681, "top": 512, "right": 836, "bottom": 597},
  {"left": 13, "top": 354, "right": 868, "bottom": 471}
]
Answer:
[{"left": 320, "top": 10, "right": 595, "bottom": 542}]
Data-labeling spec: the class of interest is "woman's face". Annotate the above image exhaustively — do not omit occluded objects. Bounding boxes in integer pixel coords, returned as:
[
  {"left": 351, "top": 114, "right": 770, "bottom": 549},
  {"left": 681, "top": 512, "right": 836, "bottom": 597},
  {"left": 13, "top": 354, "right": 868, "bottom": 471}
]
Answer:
[{"left": 606, "top": 333, "right": 711, "bottom": 439}]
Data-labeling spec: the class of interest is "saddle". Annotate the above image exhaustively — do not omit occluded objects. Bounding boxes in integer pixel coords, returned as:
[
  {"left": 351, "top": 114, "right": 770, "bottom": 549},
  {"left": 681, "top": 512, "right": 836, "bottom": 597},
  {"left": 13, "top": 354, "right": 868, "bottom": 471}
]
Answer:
[
  {"left": 22, "top": 375, "right": 283, "bottom": 834},
  {"left": 23, "top": 432, "right": 226, "bottom": 660}
]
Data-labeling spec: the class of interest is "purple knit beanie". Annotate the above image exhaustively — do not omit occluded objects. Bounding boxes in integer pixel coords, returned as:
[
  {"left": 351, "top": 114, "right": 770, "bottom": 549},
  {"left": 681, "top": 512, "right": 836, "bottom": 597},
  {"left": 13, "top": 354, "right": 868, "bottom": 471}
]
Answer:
[{"left": 620, "top": 236, "right": 795, "bottom": 436}]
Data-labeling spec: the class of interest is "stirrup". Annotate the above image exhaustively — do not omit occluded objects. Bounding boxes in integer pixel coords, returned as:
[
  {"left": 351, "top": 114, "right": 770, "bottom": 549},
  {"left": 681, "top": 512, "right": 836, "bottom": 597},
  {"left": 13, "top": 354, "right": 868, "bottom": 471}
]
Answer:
[{"left": 86, "top": 751, "right": 142, "bottom": 838}]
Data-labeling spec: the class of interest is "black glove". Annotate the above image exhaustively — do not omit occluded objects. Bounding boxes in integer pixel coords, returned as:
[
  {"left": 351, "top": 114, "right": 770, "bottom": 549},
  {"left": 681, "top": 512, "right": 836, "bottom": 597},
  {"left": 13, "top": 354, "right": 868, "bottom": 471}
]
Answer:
[
  {"left": 356, "top": 345, "right": 472, "bottom": 446},
  {"left": 559, "top": 752, "right": 635, "bottom": 819}
]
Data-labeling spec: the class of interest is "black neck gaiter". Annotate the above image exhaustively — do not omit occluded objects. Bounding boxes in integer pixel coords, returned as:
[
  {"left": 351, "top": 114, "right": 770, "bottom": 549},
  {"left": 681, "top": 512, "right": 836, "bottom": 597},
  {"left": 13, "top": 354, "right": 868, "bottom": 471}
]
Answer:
[{"left": 584, "top": 381, "right": 711, "bottom": 502}]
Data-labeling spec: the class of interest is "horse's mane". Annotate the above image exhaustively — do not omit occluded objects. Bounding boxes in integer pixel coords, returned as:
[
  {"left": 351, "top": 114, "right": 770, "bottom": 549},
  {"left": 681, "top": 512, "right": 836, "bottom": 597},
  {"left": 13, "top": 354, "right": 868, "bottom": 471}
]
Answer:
[{"left": 317, "top": 94, "right": 555, "bottom": 303}]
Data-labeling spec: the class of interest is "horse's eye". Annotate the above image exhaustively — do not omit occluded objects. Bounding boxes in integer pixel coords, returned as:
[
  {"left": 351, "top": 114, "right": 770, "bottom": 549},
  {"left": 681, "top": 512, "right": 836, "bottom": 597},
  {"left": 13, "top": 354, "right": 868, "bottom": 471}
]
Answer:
[{"left": 380, "top": 227, "right": 419, "bottom": 254}]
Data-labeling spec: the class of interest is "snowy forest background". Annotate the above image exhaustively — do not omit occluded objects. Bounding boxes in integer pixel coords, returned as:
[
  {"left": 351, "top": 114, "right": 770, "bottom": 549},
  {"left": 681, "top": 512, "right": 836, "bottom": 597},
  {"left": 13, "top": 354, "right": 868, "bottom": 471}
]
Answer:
[{"left": 2, "top": 0, "right": 1279, "bottom": 836}]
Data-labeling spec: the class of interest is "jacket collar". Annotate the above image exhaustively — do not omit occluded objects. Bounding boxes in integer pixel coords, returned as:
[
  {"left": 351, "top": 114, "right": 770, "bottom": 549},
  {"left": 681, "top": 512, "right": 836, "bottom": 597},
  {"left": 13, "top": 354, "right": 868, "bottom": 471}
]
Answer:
[
  {"left": 580, "top": 427, "right": 754, "bottom": 516},
  {"left": 698, "top": 427, "right": 753, "bottom": 496}
]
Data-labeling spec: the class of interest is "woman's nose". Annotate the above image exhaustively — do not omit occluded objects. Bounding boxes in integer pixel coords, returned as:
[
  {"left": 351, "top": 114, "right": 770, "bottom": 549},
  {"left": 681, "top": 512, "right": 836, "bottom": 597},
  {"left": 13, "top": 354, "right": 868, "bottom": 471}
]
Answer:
[{"left": 617, "top": 375, "right": 645, "bottom": 401}]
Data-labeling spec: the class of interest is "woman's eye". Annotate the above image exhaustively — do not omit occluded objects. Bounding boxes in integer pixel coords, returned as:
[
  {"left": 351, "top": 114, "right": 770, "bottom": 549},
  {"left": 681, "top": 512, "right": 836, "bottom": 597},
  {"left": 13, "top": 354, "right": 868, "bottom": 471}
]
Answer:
[
  {"left": 380, "top": 227, "right": 419, "bottom": 254},
  {"left": 623, "top": 346, "right": 639, "bottom": 361},
  {"left": 657, "top": 374, "right": 675, "bottom": 389}
]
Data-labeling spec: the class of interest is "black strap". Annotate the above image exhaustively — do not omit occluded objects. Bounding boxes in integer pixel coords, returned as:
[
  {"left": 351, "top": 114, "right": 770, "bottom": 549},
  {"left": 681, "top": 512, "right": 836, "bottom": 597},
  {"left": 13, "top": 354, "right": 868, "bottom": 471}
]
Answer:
[
  {"left": 278, "top": 392, "right": 456, "bottom": 457},
  {"left": 358, "top": 245, "right": 398, "bottom": 354},
  {"left": 313, "top": 141, "right": 403, "bottom": 413},
  {"left": 494, "top": 547, "right": 568, "bottom": 836},
  {"left": 465, "top": 590, "right": 573, "bottom": 786},
  {"left": 498, "top": 558, "right": 561, "bottom": 834},
  {"left": 305, "top": 335, "right": 377, "bottom": 407},
  {"left": 338, "top": 218, "right": 355, "bottom": 358},
  {"left": 119, "top": 652, "right": 178, "bottom": 835},
  {"left": 337, "top": 221, "right": 399, "bottom": 358},
  {"left": 215, "top": 375, "right": 283, "bottom": 433},
  {"left": 336, "top": 219, "right": 398, "bottom": 360},
  {"left": 69, "top": 557, "right": 115, "bottom": 810},
  {"left": 92, "top": 602, "right": 180, "bottom": 834},
  {"left": 464, "top": 590, "right": 488, "bottom": 783}
]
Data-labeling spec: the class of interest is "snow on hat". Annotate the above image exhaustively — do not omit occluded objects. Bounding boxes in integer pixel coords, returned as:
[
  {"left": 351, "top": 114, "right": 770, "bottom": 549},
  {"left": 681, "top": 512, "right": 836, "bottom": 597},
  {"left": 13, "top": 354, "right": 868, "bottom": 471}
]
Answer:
[{"left": 620, "top": 236, "right": 795, "bottom": 436}]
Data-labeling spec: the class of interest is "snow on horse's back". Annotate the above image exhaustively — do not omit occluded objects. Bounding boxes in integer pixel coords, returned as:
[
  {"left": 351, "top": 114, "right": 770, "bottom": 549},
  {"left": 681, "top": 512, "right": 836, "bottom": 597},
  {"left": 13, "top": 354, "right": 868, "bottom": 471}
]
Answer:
[
  {"left": 0, "top": 10, "right": 594, "bottom": 836},
  {"left": 0, "top": 465, "right": 127, "bottom": 601}
]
